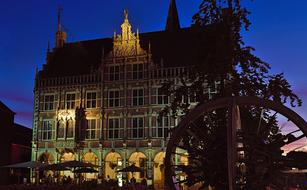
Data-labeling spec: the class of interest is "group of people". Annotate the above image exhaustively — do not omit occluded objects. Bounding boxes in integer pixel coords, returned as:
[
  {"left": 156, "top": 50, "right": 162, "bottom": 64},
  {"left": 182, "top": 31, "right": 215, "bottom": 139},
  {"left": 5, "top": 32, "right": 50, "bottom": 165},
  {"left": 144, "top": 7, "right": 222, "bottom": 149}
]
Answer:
[
  {"left": 105, "top": 175, "right": 149, "bottom": 190},
  {"left": 123, "top": 176, "right": 149, "bottom": 190},
  {"left": 45, "top": 174, "right": 72, "bottom": 184}
]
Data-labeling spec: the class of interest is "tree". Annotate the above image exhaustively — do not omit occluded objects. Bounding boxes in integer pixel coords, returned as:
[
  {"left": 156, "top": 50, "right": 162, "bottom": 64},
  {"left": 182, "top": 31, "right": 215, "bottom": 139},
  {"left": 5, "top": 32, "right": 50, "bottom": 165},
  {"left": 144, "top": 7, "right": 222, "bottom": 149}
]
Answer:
[{"left": 162, "top": 0, "right": 302, "bottom": 189}]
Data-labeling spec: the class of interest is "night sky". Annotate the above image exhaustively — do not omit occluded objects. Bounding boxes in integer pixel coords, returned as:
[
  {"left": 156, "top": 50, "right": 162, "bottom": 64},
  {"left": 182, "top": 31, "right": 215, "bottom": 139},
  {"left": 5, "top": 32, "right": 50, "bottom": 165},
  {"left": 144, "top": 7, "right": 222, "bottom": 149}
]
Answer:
[{"left": 0, "top": 0, "right": 306, "bottom": 129}]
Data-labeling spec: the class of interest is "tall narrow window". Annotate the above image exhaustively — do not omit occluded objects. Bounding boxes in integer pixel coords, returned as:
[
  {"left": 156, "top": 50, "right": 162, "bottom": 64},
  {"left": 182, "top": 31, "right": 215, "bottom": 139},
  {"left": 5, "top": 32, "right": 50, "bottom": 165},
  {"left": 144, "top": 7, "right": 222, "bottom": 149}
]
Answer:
[
  {"left": 57, "top": 119, "right": 65, "bottom": 139},
  {"left": 66, "top": 118, "right": 74, "bottom": 138},
  {"left": 109, "top": 90, "right": 120, "bottom": 107},
  {"left": 132, "top": 117, "right": 144, "bottom": 139},
  {"left": 132, "top": 64, "right": 143, "bottom": 79},
  {"left": 109, "top": 66, "right": 120, "bottom": 81},
  {"left": 44, "top": 95, "right": 54, "bottom": 111},
  {"left": 66, "top": 93, "right": 76, "bottom": 109},
  {"left": 86, "top": 92, "right": 97, "bottom": 108},
  {"left": 108, "top": 118, "right": 121, "bottom": 139},
  {"left": 39, "top": 120, "right": 54, "bottom": 140},
  {"left": 132, "top": 89, "right": 144, "bottom": 106},
  {"left": 86, "top": 119, "right": 100, "bottom": 139}
]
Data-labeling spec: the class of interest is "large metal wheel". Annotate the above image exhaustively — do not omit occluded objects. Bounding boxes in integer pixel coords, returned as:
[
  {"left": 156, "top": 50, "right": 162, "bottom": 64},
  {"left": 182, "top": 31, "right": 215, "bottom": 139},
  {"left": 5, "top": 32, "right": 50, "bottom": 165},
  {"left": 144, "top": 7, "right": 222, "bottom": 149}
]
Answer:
[{"left": 165, "top": 96, "right": 307, "bottom": 190}]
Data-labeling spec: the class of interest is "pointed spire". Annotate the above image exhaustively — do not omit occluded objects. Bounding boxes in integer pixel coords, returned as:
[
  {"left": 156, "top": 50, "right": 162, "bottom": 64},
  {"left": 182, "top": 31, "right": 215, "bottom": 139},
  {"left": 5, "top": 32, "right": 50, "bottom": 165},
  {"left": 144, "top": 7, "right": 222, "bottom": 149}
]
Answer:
[
  {"left": 165, "top": 0, "right": 181, "bottom": 32},
  {"left": 124, "top": 9, "right": 129, "bottom": 20},
  {"left": 57, "top": 6, "right": 62, "bottom": 32},
  {"left": 56, "top": 6, "right": 66, "bottom": 48}
]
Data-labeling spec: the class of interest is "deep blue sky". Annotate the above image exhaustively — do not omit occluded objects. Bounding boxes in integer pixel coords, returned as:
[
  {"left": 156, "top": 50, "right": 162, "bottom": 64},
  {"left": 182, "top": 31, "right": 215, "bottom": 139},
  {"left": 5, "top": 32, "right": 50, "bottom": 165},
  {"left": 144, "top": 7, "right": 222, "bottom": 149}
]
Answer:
[{"left": 0, "top": 0, "right": 306, "bottom": 128}]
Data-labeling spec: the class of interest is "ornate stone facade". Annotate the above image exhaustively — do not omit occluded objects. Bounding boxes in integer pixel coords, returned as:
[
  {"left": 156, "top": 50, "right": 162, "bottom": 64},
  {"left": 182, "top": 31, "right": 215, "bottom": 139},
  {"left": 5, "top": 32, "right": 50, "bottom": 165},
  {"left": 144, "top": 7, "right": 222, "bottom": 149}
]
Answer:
[{"left": 32, "top": 1, "right": 207, "bottom": 188}]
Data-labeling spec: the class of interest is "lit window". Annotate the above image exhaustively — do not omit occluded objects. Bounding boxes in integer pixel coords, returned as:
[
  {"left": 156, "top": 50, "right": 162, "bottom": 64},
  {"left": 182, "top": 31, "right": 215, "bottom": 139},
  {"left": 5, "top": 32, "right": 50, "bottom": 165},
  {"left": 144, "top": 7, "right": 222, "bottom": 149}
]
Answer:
[
  {"left": 86, "top": 119, "right": 100, "bottom": 140},
  {"left": 66, "top": 93, "right": 76, "bottom": 109},
  {"left": 44, "top": 95, "right": 54, "bottom": 111},
  {"left": 109, "top": 90, "right": 120, "bottom": 107},
  {"left": 131, "top": 117, "right": 144, "bottom": 139},
  {"left": 132, "top": 64, "right": 143, "bottom": 79},
  {"left": 66, "top": 118, "right": 74, "bottom": 138},
  {"left": 109, "top": 66, "right": 120, "bottom": 81},
  {"left": 132, "top": 89, "right": 144, "bottom": 106},
  {"left": 86, "top": 92, "right": 97, "bottom": 108},
  {"left": 57, "top": 119, "right": 65, "bottom": 139},
  {"left": 108, "top": 118, "right": 121, "bottom": 139},
  {"left": 39, "top": 120, "right": 54, "bottom": 140}
]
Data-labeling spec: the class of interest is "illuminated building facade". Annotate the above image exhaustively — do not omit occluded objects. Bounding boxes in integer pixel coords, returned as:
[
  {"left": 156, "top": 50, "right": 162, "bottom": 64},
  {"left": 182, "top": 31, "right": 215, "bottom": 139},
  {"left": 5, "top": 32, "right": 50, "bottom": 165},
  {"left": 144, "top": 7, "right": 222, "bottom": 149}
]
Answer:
[{"left": 32, "top": 0, "right": 210, "bottom": 188}]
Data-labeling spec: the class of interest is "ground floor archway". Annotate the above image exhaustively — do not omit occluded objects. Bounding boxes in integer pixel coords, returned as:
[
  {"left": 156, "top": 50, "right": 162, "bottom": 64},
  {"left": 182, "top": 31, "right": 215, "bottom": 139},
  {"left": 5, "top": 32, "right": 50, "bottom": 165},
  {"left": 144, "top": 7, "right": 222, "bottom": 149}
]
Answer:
[
  {"left": 153, "top": 152, "right": 165, "bottom": 190},
  {"left": 104, "top": 152, "right": 122, "bottom": 180},
  {"left": 60, "top": 152, "right": 76, "bottom": 179},
  {"left": 82, "top": 150, "right": 99, "bottom": 180},
  {"left": 128, "top": 152, "right": 147, "bottom": 182}
]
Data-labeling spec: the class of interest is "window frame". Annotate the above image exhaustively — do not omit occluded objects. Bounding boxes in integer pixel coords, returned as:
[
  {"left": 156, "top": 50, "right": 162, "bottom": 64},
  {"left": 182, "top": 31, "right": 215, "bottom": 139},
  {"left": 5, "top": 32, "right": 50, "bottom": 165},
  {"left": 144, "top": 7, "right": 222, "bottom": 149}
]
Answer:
[
  {"left": 66, "top": 93, "right": 76, "bottom": 110},
  {"left": 153, "top": 116, "right": 173, "bottom": 138},
  {"left": 131, "top": 117, "right": 144, "bottom": 139},
  {"left": 39, "top": 120, "right": 54, "bottom": 141},
  {"left": 132, "top": 88, "right": 144, "bottom": 106},
  {"left": 108, "top": 90, "right": 120, "bottom": 107},
  {"left": 108, "top": 118, "right": 122, "bottom": 139},
  {"left": 86, "top": 91, "right": 97, "bottom": 109},
  {"left": 43, "top": 94, "right": 54, "bottom": 111},
  {"left": 132, "top": 63, "right": 144, "bottom": 80},
  {"left": 86, "top": 118, "right": 101, "bottom": 140},
  {"left": 57, "top": 119, "right": 65, "bottom": 139},
  {"left": 109, "top": 65, "right": 120, "bottom": 81}
]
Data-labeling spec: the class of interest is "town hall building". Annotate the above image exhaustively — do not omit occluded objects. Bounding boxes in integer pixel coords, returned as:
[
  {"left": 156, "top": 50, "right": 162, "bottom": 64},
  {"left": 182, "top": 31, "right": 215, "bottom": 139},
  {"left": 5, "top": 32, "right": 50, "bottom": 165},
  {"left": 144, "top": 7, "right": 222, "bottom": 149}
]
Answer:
[{"left": 32, "top": 0, "right": 212, "bottom": 188}]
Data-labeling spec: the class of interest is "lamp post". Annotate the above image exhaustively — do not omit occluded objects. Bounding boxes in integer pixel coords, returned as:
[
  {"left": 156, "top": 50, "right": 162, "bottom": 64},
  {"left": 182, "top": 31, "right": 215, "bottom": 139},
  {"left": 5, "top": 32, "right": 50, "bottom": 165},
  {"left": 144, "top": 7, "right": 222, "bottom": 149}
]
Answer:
[
  {"left": 99, "top": 138, "right": 104, "bottom": 183},
  {"left": 147, "top": 139, "right": 153, "bottom": 185}
]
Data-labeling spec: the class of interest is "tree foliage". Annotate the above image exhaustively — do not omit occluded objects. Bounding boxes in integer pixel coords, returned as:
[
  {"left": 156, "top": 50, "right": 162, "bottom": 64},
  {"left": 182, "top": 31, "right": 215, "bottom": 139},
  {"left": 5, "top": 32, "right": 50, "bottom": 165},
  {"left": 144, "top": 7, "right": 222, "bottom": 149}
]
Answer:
[{"left": 162, "top": 0, "right": 302, "bottom": 189}]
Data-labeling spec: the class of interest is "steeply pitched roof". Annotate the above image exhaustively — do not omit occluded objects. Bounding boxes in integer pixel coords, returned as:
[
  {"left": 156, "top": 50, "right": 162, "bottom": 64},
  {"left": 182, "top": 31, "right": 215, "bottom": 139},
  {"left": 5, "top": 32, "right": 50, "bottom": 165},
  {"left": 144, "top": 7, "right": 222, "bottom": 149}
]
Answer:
[{"left": 39, "top": 27, "right": 211, "bottom": 78}]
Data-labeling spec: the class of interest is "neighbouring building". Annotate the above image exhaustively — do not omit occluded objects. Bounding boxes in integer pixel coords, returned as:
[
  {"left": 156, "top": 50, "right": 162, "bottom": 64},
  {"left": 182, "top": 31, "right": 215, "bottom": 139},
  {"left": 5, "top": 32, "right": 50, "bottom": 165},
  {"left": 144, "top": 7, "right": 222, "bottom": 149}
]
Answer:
[
  {"left": 0, "top": 101, "right": 32, "bottom": 184},
  {"left": 32, "top": 0, "right": 216, "bottom": 188}
]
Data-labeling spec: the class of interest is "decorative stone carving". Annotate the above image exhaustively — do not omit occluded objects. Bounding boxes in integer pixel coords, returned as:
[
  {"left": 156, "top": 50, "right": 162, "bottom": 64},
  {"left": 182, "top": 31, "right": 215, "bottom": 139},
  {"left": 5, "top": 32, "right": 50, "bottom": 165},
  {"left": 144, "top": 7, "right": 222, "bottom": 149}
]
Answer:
[{"left": 109, "top": 9, "right": 146, "bottom": 58}]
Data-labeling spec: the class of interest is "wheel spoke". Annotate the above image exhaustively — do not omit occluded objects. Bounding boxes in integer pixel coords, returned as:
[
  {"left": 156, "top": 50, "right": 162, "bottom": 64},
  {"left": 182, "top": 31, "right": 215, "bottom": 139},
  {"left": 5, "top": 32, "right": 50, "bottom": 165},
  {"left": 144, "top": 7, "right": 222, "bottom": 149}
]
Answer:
[{"left": 165, "top": 97, "right": 307, "bottom": 190}]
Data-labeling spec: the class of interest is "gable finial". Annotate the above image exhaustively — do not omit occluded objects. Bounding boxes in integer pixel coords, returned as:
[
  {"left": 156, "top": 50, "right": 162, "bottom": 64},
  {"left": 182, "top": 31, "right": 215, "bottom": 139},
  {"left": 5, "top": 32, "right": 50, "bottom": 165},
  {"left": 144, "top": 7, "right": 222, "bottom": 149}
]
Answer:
[
  {"left": 124, "top": 9, "right": 129, "bottom": 20},
  {"left": 57, "top": 5, "right": 63, "bottom": 32}
]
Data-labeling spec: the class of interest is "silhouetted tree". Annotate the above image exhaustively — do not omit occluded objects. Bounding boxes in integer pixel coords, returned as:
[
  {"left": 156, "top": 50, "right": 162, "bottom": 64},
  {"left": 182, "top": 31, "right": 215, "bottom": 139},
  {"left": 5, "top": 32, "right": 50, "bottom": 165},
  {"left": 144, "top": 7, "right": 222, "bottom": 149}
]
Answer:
[{"left": 162, "top": 0, "right": 302, "bottom": 189}]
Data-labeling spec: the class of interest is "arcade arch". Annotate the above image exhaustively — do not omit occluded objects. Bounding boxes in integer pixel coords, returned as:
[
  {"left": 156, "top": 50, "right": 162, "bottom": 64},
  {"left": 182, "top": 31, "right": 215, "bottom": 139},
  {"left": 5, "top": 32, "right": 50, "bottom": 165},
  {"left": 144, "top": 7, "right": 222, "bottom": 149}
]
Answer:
[
  {"left": 38, "top": 152, "right": 54, "bottom": 164},
  {"left": 128, "top": 152, "right": 147, "bottom": 181},
  {"left": 104, "top": 152, "right": 122, "bottom": 180},
  {"left": 60, "top": 152, "right": 76, "bottom": 178},
  {"left": 153, "top": 152, "right": 165, "bottom": 190},
  {"left": 83, "top": 151, "right": 99, "bottom": 180}
]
